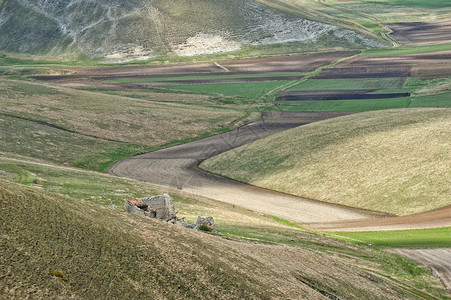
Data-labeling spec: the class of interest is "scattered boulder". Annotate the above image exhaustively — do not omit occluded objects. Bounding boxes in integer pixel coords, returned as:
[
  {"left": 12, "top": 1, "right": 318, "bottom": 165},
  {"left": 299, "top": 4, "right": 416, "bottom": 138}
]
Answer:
[
  {"left": 124, "top": 194, "right": 216, "bottom": 232},
  {"left": 124, "top": 194, "right": 175, "bottom": 220},
  {"left": 140, "top": 194, "right": 176, "bottom": 221}
]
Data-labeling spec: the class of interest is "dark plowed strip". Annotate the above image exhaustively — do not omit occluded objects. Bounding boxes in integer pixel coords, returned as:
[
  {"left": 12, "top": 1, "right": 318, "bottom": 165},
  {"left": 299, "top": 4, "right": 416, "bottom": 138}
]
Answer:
[
  {"left": 386, "top": 20, "right": 451, "bottom": 46},
  {"left": 127, "top": 76, "right": 302, "bottom": 86},
  {"left": 315, "top": 67, "right": 411, "bottom": 79},
  {"left": 276, "top": 90, "right": 410, "bottom": 101}
]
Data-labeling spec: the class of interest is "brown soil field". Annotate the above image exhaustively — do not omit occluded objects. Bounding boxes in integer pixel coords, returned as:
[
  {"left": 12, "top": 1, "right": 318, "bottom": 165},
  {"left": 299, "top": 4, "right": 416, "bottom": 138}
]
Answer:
[
  {"left": 309, "top": 205, "right": 451, "bottom": 232},
  {"left": 316, "top": 51, "right": 451, "bottom": 79},
  {"left": 127, "top": 76, "right": 303, "bottom": 87},
  {"left": 387, "top": 20, "right": 451, "bottom": 46},
  {"left": 35, "top": 51, "right": 357, "bottom": 81},
  {"left": 412, "top": 63, "right": 451, "bottom": 79},
  {"left": 395, "top": 248, "right": 451, "bottom": 291},
  {"left": 33, "top": 52, "right": 356, "bottom": 91},
  {"left": 276, "top": 90, "right": 410, "bottom": 101},
  {"left": 219, "top": 51, "right": 359, "bottom": 73}
]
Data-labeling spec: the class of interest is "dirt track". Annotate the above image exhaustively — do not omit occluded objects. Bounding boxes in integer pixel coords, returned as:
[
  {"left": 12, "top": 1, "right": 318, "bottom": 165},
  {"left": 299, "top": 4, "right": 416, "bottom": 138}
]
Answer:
[
  {"left": 108, "top": 111, "right": 391, "bottom": 224},
  {"left": 309, "top": 205, "right": 451, "bottom": 232},
  {"left": 395, "top": 249, "right": 451, "bottom": 291}
]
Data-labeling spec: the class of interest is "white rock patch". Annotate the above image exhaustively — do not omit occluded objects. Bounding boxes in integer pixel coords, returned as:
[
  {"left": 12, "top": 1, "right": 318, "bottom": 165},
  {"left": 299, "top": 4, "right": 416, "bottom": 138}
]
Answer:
[{"left": 172, "top": 33, "right": 241, "bottom": 57}]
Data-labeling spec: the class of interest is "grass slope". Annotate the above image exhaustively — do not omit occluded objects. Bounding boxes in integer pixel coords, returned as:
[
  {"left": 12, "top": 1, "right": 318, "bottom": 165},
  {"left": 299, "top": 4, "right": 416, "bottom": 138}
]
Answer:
[
  {"left": 1, "top": 175, "right": 449, "bottom": 298},
  {"left": 0, "top": 0, "right": 380, "bottom": 58},
  {"left": 156, "top": 81, "right": 292, "bottom": 99},
  {"left": 334, "top": 227, "right": 451, "bottom": 248},
  {"left": 0, "top": 79, "right": 252, "bottom": 171},
  {"left": 201, "top": 108, "right": 451, "bottom": 215}
]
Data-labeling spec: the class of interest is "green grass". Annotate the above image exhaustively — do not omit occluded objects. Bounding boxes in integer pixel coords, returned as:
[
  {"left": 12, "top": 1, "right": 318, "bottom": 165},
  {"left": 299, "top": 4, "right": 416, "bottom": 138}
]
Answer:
[
  {"left": 334, "top": 227, "right": 451, "bottom": 248},
  {"left": 411, "top": 92, "right": 451, "bottom": 107},
  {"left": 277, "top": 97, "right": 411, "bottom": 112},
  {"left": 0, "top": 79, "right": 254, "bottom": 172},
  {"left": 3, "top": 178, "right": 448, "bottom": 299},
  {"left": 109, "top": 73, "right": 304, "bottom": 83},
  {"left": 361, "top": 0, "right": 451, "bottom": 9},
  {"left": 363, "top": 43, "right": 451, "bottom": 55},
  {"left": 156, "top": 81, "right": 293, "bottom": 98},
  {"left": 288, "top": 78, "right": 406, "bottom": 91},
  {"left": 268, "top": 215, "right": 306, "bottom": 229}
]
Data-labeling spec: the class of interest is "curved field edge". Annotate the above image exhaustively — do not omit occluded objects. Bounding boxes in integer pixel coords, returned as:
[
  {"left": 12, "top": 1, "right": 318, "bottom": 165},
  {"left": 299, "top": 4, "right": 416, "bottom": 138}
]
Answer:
[
  {"left": 331, "top": 227, "right": 451, "bottom": 248},
  {"left": 201, "top": 108, "right": 451, "bottom": 216}
]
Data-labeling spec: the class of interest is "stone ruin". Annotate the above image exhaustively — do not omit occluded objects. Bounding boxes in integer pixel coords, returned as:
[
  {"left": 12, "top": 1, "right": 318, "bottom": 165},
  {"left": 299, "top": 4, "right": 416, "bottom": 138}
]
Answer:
[{"left": 124, "top": 193, "right": 216, "bottom": 232}]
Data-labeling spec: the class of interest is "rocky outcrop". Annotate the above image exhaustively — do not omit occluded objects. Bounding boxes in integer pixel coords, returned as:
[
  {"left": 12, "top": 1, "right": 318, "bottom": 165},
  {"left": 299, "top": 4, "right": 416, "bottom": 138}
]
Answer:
[
  {"left": 124, "top": 194, "right": 174, "bottom": 220},
  {"left": 124, "top": 194, "right": 216, "bottom": 232},
  {"left": 0, "top": 0, "right": 381, "bottom": 58}
]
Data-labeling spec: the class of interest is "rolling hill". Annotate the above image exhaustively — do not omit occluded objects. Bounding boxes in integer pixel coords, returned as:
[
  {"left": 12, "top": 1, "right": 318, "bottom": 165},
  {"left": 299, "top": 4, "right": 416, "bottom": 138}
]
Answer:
[
  {"left": 0, "top": 0, "right": 381, "bottom": 59},
  {"left": 201, "top": 108, "right": 451, "bottom": 216},
  {"left": 1, "top": 175, "right": 448, "bottom": 299}
]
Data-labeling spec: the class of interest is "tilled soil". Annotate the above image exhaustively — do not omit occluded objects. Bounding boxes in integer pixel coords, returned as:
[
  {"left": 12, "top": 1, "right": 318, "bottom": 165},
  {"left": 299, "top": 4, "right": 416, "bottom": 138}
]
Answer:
[
  {"left": 395, "top": 248, "right": 451, "bottom": 292},
  {"left": 387, "top": 20, "right": 451, "bottom": 46},
  {"left": 315, "top": 51, "right": 451, "bottom": 79},
  {"left": 309, "top": 205, "right": 451, "bottom": 232},
  {"left": 219, "top": 51, "right": 359, "bottom": 73},
  {"left": 276, "top": 90, "right": 410, "bottom": 101}
]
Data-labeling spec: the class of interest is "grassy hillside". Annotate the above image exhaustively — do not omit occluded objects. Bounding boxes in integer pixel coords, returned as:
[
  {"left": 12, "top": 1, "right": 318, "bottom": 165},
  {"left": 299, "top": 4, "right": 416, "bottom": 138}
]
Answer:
[
  {"left": 273, "top": 0, "right": 450, "bottom": 47},
  {"left": 0, "top": 0, "right": 382, "bottom": 59},
  {"left": 1, "top": 173, "right": 449, "bottom": 298},
  {"left": 201, "top": 108, "right": 451, "bottom": 215},
  {"left": 0, "top": 79, "right": 253, "bottom": 171}
]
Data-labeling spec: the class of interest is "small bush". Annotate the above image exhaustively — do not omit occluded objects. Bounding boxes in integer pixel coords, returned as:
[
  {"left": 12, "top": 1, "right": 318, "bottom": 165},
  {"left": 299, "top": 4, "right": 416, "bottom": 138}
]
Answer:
[
  {"left": 198, "top": 225, "right": 212, "bottom": 232},
  {"left": 49, "top": 270, "right": 68, "bottom": 282}
]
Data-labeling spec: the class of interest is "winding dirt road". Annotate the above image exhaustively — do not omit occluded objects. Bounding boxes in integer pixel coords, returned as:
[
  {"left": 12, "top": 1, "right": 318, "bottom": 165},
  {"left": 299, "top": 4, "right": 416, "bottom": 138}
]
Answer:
[
  {"left": 109, "top": 111, "right": 451, "bottom": 229},
  {"left": 109, "top": 111, "right": 388, "bottom": 224}
]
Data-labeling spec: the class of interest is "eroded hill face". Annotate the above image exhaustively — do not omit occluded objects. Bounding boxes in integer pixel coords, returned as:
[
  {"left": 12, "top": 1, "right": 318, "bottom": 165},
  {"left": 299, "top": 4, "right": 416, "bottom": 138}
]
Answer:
[{"left": 0, "top": 0, "right": 380, "bottom": 60}]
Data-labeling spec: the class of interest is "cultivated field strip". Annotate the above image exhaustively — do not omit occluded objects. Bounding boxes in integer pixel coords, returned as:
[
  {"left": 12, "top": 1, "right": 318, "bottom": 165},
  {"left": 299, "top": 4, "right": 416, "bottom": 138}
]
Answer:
[
  {"left": 387, "top": 20, "right": 451, "bottom": 46},
  {"left": 310, "top": 205, "right": 451, "bottom": 232},
  {"left": 276, "top": 90, "right": 410, "bottom": 101}
]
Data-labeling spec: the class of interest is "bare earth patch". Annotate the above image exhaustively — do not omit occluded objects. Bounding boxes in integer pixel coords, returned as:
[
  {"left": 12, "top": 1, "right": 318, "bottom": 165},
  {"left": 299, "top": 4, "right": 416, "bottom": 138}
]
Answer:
[
  {"left": 309, "top": 205, "right": 451, "bottom": 232},
  {"left": 395, "top": 248, "right": 451, "bottom": 292},
  {"left": 387, "top": 20, "right": 451, "bottom": 46}
]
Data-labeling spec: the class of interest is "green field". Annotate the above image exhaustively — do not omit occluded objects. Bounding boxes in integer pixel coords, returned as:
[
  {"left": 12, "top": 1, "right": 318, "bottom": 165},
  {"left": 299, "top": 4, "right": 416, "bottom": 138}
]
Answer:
[
  {"left": 156, "top": 81, "right": 292, "bottom": 98},
  {"left": 363, "top": 43, "right": 451, "bottom": 55},
  {"left": 411, "top": 92, "right": 451, "bottom": 108},
  {"left": 361, "top": 0, "right": 451, "bottom": 9},
  {"left": 277, "top": 97, "right": 411, "bottom": 111},
  {"left": 288, "top": 77, "right": 406, "bottom": 91},
  {"left": 334, "top": 227, "right": 451, "bottom": 248},
  {"left": 0, "top": 79, "right": 257, "bottom": 171}
]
